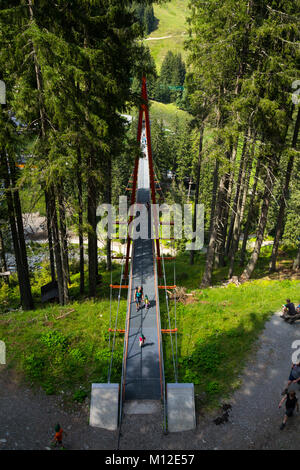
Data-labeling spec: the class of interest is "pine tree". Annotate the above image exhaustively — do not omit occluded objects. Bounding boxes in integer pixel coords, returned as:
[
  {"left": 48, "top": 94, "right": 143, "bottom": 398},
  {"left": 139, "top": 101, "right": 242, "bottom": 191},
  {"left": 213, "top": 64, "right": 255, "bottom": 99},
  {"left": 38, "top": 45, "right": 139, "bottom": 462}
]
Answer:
[
  {"left": 155, "top": 51, "right": 186, "bottom": 104},
  {"left": 0, "top": 0, "right": 155, "bottom": 304},
  {"left": 186, "top": 0, "right": 300, "bottom": 284},
  {"left": 269, "top": 107, "right": 300, "bottom": 272}
]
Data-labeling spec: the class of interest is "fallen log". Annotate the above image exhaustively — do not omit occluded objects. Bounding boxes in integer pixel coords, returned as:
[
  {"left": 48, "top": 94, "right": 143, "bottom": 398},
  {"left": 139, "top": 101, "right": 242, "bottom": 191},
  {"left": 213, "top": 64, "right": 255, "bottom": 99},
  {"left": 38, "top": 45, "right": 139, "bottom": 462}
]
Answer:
[
  {"left": 55, "top": 309, "right": 75, "bottom": 320},
  {"left": 166, "top": 286, "right": 197, "bottom": 304}
]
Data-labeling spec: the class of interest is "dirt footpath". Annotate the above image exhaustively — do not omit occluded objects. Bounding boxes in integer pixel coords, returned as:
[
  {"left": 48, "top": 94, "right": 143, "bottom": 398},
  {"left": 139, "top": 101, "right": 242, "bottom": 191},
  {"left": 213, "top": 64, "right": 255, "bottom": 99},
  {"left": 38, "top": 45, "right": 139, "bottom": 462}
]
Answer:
[{"left": 1, "top": 311, "right": 300, "bottom": 450}]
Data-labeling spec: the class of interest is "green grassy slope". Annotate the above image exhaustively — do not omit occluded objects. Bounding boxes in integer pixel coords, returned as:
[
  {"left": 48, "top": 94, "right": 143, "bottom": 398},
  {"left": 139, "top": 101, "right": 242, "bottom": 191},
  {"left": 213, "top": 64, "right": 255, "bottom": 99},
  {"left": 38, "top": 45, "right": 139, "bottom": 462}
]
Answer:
[
  {"left": 149, "top": 100, "right": 192, "bottom": 127},
  {"left": 145, "top": 0, "right": 189, "bottom": 71}
]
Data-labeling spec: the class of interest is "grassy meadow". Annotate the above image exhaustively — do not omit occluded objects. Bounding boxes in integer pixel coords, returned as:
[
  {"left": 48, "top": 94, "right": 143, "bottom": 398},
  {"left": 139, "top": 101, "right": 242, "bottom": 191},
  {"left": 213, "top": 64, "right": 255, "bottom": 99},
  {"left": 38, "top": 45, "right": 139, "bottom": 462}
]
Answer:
[
  {"left": 149, "top": 100, "right": 192, "bottom": 128},
  {"left": 145, "top": 0, "right": 189, "bottom": 71}
]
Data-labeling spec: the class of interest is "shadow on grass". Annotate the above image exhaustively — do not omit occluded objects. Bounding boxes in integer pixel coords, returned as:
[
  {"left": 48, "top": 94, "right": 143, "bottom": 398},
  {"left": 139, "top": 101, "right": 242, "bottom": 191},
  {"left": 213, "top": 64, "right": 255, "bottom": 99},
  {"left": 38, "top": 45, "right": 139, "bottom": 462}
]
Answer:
[
  {"left": 162, "top": 246, "right": 298, "bottom": 291},
  {"left": 163, "top": 308, "right": 273, "bottom": 410}
]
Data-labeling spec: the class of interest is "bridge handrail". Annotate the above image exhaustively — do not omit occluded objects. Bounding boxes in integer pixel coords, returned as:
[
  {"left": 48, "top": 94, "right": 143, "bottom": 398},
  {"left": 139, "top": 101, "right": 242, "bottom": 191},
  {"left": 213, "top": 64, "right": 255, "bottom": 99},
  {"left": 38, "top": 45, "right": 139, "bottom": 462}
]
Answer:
[
  {"left": 152, "top": 237, "right": 167, "bottom": 433},
  {"left": 118, "top": 240, "right": 135, "bottom": 435}
]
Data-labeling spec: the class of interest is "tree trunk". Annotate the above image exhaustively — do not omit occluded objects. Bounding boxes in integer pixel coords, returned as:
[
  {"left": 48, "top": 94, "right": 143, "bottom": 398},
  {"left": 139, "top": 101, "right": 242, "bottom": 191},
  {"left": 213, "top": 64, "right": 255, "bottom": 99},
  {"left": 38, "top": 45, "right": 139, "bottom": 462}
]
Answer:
[
  {"left": 240, "top": 154, "right": 279, "bottom": 281},
  {"left": 190, "top": 124, "right": 204, "bottom": 265},
  {"left": 9, "top": 155, "right": 31, "bottom": 281},
  {"left": 1, "top": 153, "right": 34, "bottom": 309},
  {"left": 58, "top": 183, "right": 70, "bottom": 302},
  {"left": 208, "top": 158, "right": 219, "bottom": 242},
  {"left": 48, "top": 188, "right": 65, "bottom": 305},
  {"left": 236, "top": 143, "right": 255, "bottom": 245},
  {"left": 106, "top": 157, "right": 112, "bottom": 271},
  {"left": 28, "top": 0, "right": 61, "bottom": 298},
  {"left": 88, "top": 160, "right": 98, "bottom": 298},
  {"left": 225, "top": 132, "right": 248, "bottom": 257},
  {"left": 201, "top": 172, "right": 227, "bottom": 287},
  {"left": 239, "top": 156, "right": 261, "bottom": 265},
  {"left": 77, "top": 148, "right": 85, "bottom": 295},
  {"left": 5, "top": 191, "right": 27, "bottom": 307},
  {"left": 217, "top": 140, "right": 238, "bottom": 267},
  {"left": 45, "top": 189, "right": 56, "bottom": 282},
  {"left": 0, "top": 227, "right": 8, "bottom": 284},
  {"left": 228, "top": 133, "right": 255, "bottom": 278},
  {"left": 0, "top": 228, "right": 7, "bottom": 272},
  {"left": 269, "top": 108, "right": 300, "bottom": 272},
  {"left": 293, "top": 243, "right": 300, "bottom": 270},
  {"left": 215, "top": 151, "right": 231, "bottom": 268},
  {"left": 223, "top": 0, "right": 253, "bottom": 257}
]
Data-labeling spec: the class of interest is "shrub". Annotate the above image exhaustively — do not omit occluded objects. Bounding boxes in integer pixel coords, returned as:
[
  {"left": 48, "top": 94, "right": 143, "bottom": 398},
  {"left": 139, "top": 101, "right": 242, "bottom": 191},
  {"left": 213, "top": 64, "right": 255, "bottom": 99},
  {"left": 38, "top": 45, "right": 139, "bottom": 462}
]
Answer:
[
  {"left": 184, "top": 339, "right": 225, "bottom": 373},
  {"left": 177, "top": 271, "right": 188, "bottom": 281},
  {"left": 183, "top": 369, "right": 200, "bottom": 385},
  {"left": 23, "top": 353, "right": 45, "bottom": 379},
  {"left": 0, "top": 283, "right": 19, "bottom": 312},
  {"left": 73, "top": 389, "right": 87, "bottom": 403},
  {"left": 205, "top": 381, "right": 221, "bottom": 395},
  {"left": 68, "top": 348, "right": 86, "bottom": 364},
  {"left": 40, "top": 331, "right": 68, "bottom": 351},
  {"left": 68, "top": 258, "right": 81, "bottom": 275},
  {"left": 94, "top": 348, "right": 112, "bottom": 364},
  {"left": 42, "top": 380, "right": 56, "bottom": 395},
  {"left": 0, "top": 283, "right": 11, "bottom": 311}
]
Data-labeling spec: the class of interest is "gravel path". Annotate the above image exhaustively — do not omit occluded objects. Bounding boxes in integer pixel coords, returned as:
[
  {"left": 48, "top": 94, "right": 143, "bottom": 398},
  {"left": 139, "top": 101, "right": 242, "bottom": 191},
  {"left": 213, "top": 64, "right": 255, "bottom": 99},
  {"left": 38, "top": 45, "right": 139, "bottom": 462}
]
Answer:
[
  {"left": 145, "top": 33, "right": 186, "bottom": 41},
  {"left": 1, "top": 311, "right": 300, "bottom": 450}
]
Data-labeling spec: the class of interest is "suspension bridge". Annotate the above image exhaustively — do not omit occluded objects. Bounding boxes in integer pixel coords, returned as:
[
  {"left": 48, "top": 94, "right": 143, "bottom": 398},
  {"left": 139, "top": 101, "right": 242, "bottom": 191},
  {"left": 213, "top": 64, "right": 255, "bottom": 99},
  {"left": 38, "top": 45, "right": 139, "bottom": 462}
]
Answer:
[{"left": 89, "top": 77, "right": 195, "bottom": 435}]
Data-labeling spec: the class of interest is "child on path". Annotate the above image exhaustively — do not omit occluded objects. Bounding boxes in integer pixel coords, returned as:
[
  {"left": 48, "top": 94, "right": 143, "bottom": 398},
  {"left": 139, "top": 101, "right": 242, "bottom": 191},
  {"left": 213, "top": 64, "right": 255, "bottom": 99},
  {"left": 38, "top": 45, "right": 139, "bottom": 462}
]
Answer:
[
  {"left": 52, "top": 423, "right": 67, "bottom": 448},
  {"left": 279, "top": 391, "right": 299, "bottom": 430}
]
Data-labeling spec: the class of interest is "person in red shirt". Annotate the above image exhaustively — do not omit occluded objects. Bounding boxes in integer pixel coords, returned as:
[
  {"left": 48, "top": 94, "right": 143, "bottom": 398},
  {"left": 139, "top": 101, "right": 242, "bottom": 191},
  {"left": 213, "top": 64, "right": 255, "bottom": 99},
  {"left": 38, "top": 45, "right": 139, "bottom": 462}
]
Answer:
[
  {"left": 139, "top": 334, "right": 146, "bottom": 348},
  {"left": 52, "top": 423, "right": 67, "bottom": 448}
]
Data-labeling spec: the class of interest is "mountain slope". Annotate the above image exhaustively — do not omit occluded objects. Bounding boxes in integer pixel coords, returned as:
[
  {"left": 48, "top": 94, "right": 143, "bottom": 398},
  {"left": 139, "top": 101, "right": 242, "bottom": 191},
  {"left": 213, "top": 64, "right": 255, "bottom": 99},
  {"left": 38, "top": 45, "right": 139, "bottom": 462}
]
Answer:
[{"left": 145, "top": 0, "right": 189, "bottom": 71}]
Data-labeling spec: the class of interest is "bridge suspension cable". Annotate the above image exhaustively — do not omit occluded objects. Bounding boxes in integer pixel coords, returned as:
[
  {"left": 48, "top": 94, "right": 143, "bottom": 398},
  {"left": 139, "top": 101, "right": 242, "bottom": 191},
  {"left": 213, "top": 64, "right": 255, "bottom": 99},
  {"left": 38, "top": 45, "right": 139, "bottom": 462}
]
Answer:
[
  {"left": 160, "top": 235, "right": 177, "bottom": 383},
  {"left": 107, "top": 250, "right": 125, "bottom": 383}
]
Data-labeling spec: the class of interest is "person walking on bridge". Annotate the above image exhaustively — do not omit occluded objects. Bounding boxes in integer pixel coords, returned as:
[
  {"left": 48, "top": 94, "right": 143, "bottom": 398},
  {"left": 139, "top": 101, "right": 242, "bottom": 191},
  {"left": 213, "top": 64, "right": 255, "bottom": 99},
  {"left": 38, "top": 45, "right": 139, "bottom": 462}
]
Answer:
[
  {"left": 135, "top": 286, "right": 143, "bottom": 311},
  {"left": 139, "top": 333, "right": 146, "bottom": 348},
  {"left": 144, "top": 295, "right": 150, "bottom": 310}
]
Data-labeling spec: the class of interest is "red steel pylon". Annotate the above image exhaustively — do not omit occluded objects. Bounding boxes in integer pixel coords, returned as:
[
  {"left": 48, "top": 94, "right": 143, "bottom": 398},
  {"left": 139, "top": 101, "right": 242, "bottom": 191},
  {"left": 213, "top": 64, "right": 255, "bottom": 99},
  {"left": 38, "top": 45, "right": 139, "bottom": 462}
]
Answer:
[{"left": 123, "top": 76, "right": 162, "bottom": 279}]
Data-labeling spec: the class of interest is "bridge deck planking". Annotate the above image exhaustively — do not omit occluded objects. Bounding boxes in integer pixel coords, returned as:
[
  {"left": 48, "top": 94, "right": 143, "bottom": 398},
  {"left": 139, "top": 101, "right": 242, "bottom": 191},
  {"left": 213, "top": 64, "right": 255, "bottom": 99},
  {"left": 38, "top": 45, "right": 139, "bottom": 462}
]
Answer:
[{"left": 124, "top": 154, "right": 162, "bottom": 400}]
